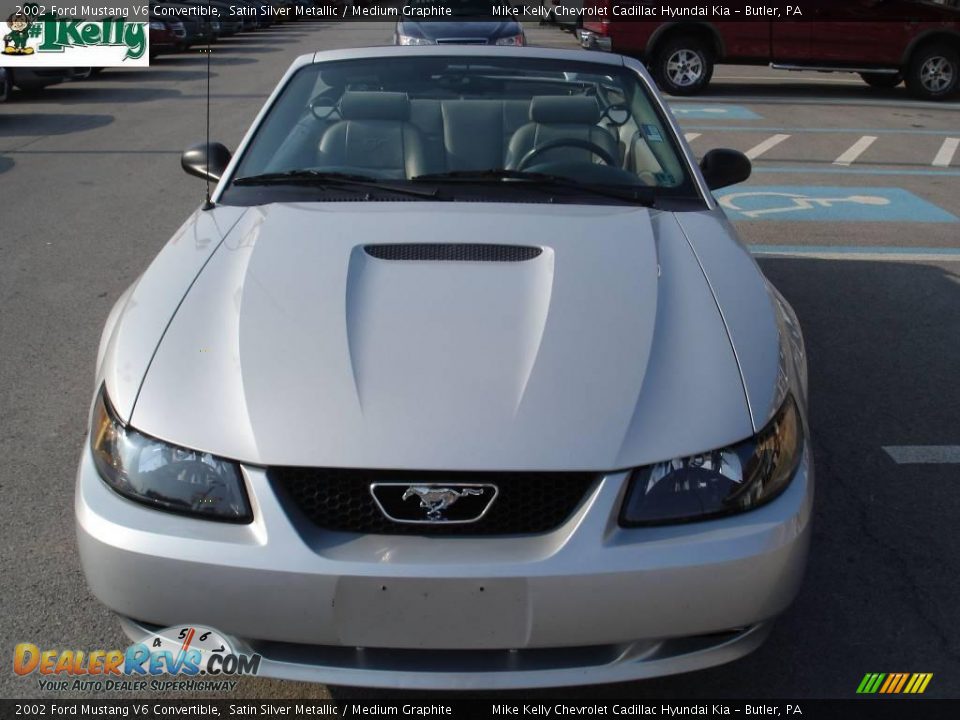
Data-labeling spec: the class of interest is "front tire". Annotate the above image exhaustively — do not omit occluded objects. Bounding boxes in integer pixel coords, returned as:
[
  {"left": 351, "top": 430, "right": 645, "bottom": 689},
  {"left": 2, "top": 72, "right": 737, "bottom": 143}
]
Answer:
[
  {"left": 653, "top": 36, "right": 714, "bottom": 96},
  {"left": 859, "top": 71, "right": 902, "bottom": 89},
  {"left": 906, "top": 44, "right": 959, "bottom": 100}
]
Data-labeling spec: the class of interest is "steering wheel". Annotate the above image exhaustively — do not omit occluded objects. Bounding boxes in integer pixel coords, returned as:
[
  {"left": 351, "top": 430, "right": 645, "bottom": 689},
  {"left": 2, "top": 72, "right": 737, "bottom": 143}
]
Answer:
[{"left": 516, "top": 138, "right": 616, "bottom": 171}]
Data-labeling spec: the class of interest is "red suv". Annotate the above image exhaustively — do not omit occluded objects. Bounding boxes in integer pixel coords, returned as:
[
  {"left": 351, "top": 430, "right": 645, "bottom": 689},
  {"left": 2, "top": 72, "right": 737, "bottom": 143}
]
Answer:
[{"left": 580, "top": 0, "right": 960, "bottom": 100}]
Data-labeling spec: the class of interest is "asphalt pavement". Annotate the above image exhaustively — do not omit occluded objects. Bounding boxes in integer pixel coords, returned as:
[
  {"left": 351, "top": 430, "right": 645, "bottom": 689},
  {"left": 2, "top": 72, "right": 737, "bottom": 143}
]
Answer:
[{"left": 1, "top": 20, "right": 958, "bottom": 700}]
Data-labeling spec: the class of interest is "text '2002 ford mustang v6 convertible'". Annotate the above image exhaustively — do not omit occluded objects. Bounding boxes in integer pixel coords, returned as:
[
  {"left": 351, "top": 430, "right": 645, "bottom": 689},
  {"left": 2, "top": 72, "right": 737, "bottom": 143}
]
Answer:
[{"left": 76, "top": 45, "right": 812, "bottom": 689}]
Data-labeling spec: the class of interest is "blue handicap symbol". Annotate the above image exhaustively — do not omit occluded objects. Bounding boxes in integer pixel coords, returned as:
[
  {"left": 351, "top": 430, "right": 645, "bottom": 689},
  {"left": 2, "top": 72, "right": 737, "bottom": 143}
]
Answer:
[
  {"left": 670, "top": 104, "right": 762, "bottom": 120},
  {"left": 716, "top": 186, "right": 958, "bottom": 222}
]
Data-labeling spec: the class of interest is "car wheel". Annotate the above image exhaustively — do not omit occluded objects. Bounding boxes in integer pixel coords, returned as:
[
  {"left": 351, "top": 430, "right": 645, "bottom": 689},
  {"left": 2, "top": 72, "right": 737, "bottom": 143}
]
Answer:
[
  {"left": 906, "top": 43, "right": 960, "bottom": 100},
  {"left": 0, "top": 71, "right": 11, "bottom": 103},
  {"left": 654, "top": 36, "right": 714, "bottom": 96},
  {"left": 859, "top": 71, "right": 902, "bottom": 89}
]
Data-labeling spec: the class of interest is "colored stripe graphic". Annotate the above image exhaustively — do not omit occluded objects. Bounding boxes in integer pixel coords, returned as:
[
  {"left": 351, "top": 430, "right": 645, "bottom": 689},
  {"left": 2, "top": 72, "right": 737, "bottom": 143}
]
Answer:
[{"left": 857, "top": 672, "right": 932, "bottom": 694}]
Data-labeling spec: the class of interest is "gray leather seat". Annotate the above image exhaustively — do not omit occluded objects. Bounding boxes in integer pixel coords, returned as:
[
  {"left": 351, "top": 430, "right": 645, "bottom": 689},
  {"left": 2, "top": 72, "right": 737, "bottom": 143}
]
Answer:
[
  {"left": 409, "top": 99, "right": 531, "bottom": 173},
  {"left": 505, "top": 96, "right": 618, "bottom": 170},
  {"left": 317, "top": 92, "right": 430, "bottom": 179}
]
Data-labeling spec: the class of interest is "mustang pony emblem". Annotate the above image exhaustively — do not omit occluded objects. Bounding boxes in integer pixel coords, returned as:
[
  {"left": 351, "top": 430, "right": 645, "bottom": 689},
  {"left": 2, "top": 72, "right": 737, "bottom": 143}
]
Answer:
[{"left": 402, "top": 486, "right": 484, "bottom": 521}]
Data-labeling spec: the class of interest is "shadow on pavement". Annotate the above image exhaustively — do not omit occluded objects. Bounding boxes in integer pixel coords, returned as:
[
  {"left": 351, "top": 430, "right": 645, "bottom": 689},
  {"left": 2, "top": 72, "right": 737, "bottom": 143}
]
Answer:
[
  {"left": 14, "top": 85, "right": 181, "bottom": 104},
  {"left": 104, "top": 68, "right": 221, "bottom": 82},
  {"left": 160, "top": 55, "right": 259, "bottom": 66},
  {"left": 0, "top": 113, "right": 114, "bottom": 136},
  {"left": 213, "top": 36, "right": 277, "bottom": 45},
  {"left": 0, "top": 156, "right": 14, "bottom": 174},
  {"left": 699, "top": 81, "right": 952, "bottom": 108},
  {"left": 205, "top": 44, "right": 283, "bottom": 54}
]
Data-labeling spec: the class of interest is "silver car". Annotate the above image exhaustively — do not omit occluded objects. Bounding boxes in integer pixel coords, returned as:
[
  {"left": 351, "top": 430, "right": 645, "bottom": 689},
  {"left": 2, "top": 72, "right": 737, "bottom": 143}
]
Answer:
[{"left": 76, "top": 45, "right": 812, "bottom": 689}]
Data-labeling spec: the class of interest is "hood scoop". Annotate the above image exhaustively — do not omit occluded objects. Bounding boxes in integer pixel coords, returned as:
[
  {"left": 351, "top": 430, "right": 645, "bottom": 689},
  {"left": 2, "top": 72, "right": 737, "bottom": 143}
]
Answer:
[
  {"left": 364, "top": 244, "right": 542, "bottom": 262},
  {"left": 132, "top": 202, "right": 749, "bottom": 470}
]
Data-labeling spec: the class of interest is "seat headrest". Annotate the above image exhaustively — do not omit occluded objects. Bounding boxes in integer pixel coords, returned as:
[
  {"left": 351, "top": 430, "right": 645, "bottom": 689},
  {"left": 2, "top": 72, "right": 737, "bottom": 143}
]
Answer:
[
  {"left": 529, "top": 96, "right": 602, "bottom": 125},
  {"left": 339, "top": 91, "right": 411, "bottom": 121}
]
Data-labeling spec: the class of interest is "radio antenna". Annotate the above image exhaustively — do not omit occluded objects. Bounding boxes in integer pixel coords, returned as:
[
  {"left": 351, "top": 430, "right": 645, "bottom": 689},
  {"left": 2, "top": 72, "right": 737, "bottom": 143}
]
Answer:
[{"left": 202, "top": 0, "right": 214, "bottom": 210}]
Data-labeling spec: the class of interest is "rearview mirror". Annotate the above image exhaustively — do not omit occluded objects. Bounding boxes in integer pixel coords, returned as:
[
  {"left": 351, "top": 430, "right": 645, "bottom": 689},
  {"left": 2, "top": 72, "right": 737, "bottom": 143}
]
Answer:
[
  {"left": 181, "top": 142, "right": 232, "bottom": 183},
  {"left": 699, "top": 148, "right": 751, "bottom": 191}
]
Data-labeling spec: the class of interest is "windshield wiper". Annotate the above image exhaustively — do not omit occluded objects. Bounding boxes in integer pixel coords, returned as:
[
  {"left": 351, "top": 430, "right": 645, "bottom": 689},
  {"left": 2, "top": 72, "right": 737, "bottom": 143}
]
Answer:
[
  {"left": 413, "top": 169, "right": 656, "bottom": 206},
  {"left": 232, "top": 170, "right": 443, "bottom": 200}
]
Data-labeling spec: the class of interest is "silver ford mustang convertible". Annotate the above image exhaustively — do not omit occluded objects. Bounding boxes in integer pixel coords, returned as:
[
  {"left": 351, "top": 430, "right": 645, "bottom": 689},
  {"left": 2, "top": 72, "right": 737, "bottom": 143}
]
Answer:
[{"left": 76, "top": 45, "right": 812, "bottom": 689}]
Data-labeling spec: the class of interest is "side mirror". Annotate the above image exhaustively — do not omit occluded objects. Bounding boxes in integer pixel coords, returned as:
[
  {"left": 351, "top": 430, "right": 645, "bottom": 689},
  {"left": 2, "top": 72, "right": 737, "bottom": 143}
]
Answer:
[
  {"left": 181, "top": 142, "right": 232, "bottom": 183},
  {"left": 699, "top": 148, "right": 751, "bottom": 191}
]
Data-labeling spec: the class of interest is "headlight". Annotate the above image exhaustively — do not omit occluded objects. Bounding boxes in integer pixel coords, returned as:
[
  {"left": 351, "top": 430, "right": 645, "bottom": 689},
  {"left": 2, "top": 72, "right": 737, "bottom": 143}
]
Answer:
[
  {"left": 495, "top": 34, "right": 525, "bottom": 46},
  {"left": 90, "top": 388, "right": 252, "bottom": 523},
  {"left": 149, "top": 22, "right": 165, "bottom": 30},
  {"left": 397, "top": 34, "right": 434, "bottom": 46},
  {"left": 620, "top": 395, "right": 802, "bottom": 526}
]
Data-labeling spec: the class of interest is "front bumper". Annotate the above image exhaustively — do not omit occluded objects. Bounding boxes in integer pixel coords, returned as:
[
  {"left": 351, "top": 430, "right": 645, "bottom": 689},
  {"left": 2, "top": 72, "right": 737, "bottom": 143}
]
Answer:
[
  {"left": 76, "top": 446, "right": 813, "bottom": 689},
  {"left": 577, "top": 29, "right": 612, "bottom": 52}
]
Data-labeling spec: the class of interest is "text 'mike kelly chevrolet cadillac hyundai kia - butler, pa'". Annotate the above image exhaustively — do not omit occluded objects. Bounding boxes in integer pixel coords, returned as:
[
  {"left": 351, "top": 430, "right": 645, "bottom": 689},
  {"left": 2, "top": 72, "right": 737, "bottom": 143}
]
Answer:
[{"left": 76, "top": 45, "right": 812, "bottom": 689}]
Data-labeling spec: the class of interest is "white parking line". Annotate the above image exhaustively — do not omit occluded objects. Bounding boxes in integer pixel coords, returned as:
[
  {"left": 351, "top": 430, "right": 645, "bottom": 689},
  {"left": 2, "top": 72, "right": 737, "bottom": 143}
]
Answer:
[
  {"left": 684, "top": 132, "right": 701, "bottom": 142},
  {"left": 884, "top": 446, "right": 960, "bottom": 464},
  {"left": 932, "top": 137, "right": 959, "bottom": 167},
  {"left": 744, "top": 134, "right": 791, "bottom": 159},
  {"left": 833, "top": 136, "right": 877, "bottom": 166}
]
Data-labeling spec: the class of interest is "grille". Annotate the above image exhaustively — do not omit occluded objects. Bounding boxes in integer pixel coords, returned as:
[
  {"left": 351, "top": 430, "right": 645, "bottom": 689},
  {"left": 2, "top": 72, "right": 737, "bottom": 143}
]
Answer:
[
  {"left": 272, "top": 468, "right": 597, "bottom": 536},
  {"left": 435, "top": 38, "right": 489, "bottom": 45},
  {"left": 364, "top": 244, "right": 541, "bottom": 262}
]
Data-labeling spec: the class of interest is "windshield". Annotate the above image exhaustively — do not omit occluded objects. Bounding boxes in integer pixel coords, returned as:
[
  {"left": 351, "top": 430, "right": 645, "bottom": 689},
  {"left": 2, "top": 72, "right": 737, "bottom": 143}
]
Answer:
[{"left": 224, "top": 55, "right": 700, "bottom": 206}]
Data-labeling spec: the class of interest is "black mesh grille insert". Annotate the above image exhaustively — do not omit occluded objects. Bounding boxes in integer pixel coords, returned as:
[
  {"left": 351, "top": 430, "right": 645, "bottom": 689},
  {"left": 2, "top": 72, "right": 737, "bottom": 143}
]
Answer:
[
  {"left": 272, "top": 468, "right": 597, "bottom": 536},
  {"left": 364, "top": 244, "right": 542, "bottom": 262}
]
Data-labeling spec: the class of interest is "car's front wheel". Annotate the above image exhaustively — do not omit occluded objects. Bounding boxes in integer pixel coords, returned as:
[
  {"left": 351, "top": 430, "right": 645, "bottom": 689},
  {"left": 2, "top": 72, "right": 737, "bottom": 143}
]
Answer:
[
  {"left": 653, "top": 36, "right": 714, "bottom": 96},
  {"left": 906, "top": 43, "right": 959, "bottom": 100},
  {"left": 859, "top": 71, "right": 902, "bottom": 89}
]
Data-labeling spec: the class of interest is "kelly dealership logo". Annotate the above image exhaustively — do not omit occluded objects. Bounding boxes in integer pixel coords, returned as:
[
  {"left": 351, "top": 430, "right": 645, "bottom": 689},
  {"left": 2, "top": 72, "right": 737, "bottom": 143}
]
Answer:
[
  {"left": 13, "top": 626, "right": 260, "bottom": 692},
  {"left": 1, "top": 3, "right": 148, "bottom": 66}
]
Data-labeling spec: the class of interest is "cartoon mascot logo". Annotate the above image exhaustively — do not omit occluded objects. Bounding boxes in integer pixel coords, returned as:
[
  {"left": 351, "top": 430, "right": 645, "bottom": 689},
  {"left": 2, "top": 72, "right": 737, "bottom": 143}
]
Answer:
[{"left": 4, "top": 11, "right": 36, "bottom": 55}]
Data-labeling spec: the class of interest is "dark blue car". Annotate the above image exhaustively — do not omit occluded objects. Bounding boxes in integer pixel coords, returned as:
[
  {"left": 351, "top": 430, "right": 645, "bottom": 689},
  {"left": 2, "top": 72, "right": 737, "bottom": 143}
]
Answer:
[{"left": 395, "top": 0, "right": 526, "bottom": 46}]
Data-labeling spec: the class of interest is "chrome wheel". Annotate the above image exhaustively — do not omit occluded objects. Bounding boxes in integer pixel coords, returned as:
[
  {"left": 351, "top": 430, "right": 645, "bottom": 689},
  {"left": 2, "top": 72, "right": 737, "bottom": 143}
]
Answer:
[
  {"left": 920, "top": 56, "right": 954, "bottom": 94},
  {"left": 666, "top": 49, "right": 704, "bottom": 88}
]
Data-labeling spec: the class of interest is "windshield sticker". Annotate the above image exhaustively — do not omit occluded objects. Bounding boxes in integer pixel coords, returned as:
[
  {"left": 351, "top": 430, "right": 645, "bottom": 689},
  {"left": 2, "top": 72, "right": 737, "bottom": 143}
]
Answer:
[{"left": 642, "top": 125, "right": 664, "bottom": 143}]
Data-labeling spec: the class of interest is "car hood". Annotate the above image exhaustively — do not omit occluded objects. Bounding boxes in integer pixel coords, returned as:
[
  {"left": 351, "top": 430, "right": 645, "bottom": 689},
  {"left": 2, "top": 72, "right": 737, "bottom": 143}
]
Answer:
[{"left": 129, "top": 202, "right": 755, "bottom": 470}]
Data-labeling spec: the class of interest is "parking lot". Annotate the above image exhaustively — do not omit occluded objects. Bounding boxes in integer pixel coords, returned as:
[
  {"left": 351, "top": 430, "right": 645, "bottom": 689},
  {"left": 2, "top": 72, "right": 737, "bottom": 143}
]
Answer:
[{"left": 1, "top": 18, "right": 959, "bottom": 700}]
